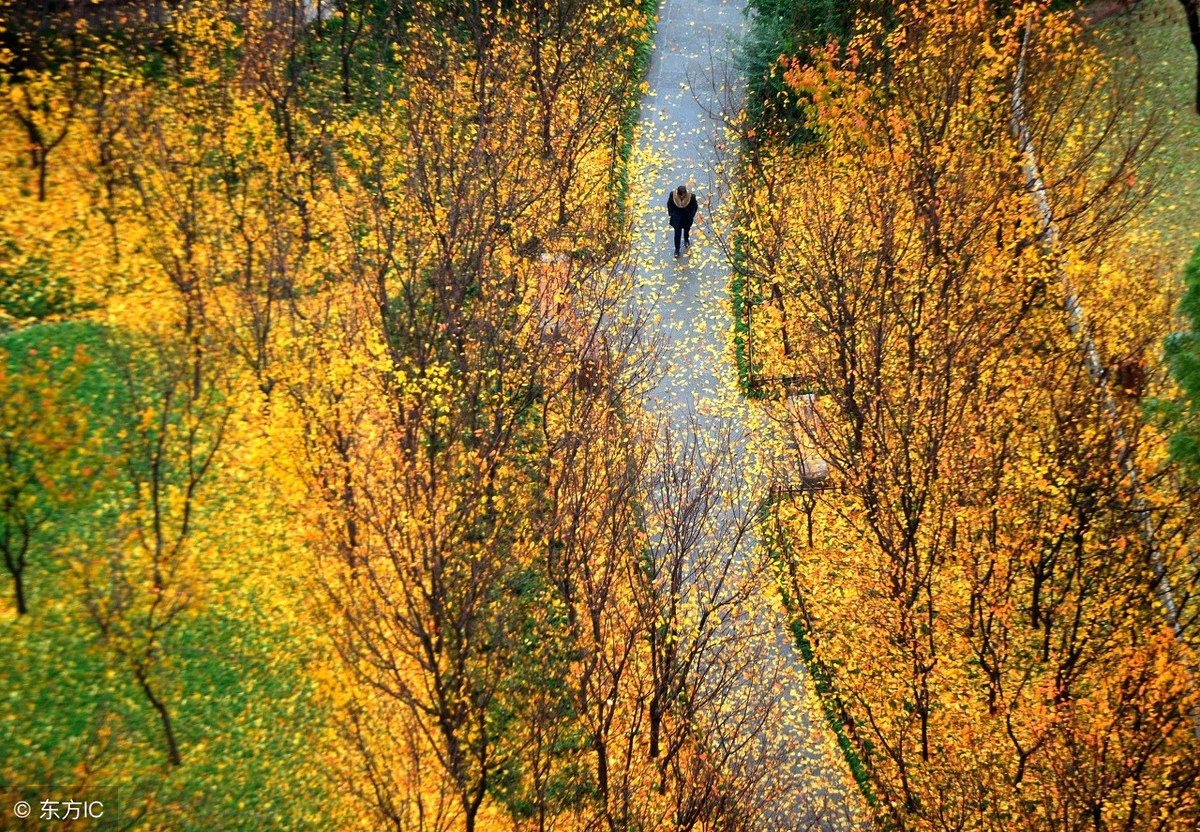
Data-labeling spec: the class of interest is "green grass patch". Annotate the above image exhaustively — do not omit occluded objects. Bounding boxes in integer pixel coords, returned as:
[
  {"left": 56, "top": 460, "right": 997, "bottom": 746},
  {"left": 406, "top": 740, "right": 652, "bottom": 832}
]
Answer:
[
  {"left": 1096, "top": 0, "right": 1200, "bottom": 266},
  {"left": 0, "top": 321, "right": 335, "bottom": 830}
]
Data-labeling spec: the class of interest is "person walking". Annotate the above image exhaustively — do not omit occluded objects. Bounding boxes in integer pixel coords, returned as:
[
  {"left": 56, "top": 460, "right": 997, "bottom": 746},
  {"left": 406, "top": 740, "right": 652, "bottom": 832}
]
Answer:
[{"left": 666, "top": 184, "right": 699, "bottom": 258}]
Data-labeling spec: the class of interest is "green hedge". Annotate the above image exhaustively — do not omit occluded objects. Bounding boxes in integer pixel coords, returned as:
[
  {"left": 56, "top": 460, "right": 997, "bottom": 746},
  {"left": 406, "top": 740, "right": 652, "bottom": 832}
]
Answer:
[
  {"left": 1158, "top": 241, "right": 1200, "bottom": 475},
  {"left": 729, "top": 228, "right": 769, "bottom": 400},
  {"left": 760, "top": 507, "right": 885, "bottom": 824},
  {"left": 737, "top": 0, "right": 868, "bottom": 140},
  {"left": 614, "top": 0, "right": 662, "bottom": 227}
]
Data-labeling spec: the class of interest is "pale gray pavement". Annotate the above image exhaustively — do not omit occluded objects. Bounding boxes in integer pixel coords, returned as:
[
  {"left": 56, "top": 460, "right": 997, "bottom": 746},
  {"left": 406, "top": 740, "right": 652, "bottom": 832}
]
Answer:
[{"left": 629, "top": 1, "right": 868, "bottom": 828}]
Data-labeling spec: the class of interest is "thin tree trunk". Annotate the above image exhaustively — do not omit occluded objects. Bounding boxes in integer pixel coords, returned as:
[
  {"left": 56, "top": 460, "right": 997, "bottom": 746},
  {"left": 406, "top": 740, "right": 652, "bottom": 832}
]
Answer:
[
  {"left": 595, "top": 732, "right": 609, "bottom": 796},
  {"left": 1182, "top": 0, "right": 1200, "bottom": 115},
  {"left": 648, "top": 693, "right": 661, "bottom": 759},
  {"left": 9, "top": 559, "right": 27, "bottom": 615},
  {"left": 772, "top": 281, "right": 792, "bottom": 358},
  {"left": 2, "top": 523, "right": 29, "bottom": 616},
  {"left": 12, "top": 566, "right": 26, "bottom": 615},
  {"left": 136, "top": 668, "right": 182, "bottom": 766},
  {"left": 36, "top": 153, "right": 48, "bottom": 202}
]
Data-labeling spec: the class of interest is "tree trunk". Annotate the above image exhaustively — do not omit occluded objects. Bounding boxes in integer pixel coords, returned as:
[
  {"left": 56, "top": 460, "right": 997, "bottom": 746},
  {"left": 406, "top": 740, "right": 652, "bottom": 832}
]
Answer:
[
  {"left": 1183, "top": 0, "right": 1200, "bottom": 115},
  {"left": 136, "top": 669, "right": 182, "bottom": 766},
  {"left": 594, "top": 732, "right": 609, "bottom": 797},
  {"left": 3, "top": 530, "right": 29, "bottom": 616},
  {"left": 24, "top": 141, "right": 48, "bottom": 202},
  {"left": 9, "top": 561, "right": 27, "bottom": 615},
  {"left": 771, "top": 281, "right": 792, "bottom": 358},
  {"left": 648, "top": 694, "right": 661, "bottom": 759},
  {"left": 12, "top": 567, "right": 26, "bottom": 616},
  {"left": 36, "top": 152, "right": 48, "bottom": 202}
]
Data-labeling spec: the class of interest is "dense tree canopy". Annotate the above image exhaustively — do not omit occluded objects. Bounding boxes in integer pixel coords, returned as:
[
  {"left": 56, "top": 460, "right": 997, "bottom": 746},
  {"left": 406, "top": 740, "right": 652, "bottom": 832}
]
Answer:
[
  {"left": 3, "top": 0, "right": 1199, "bottom": 829},
  {"left": 731, "top": 0, "right": 1200, "bottom": 827}
]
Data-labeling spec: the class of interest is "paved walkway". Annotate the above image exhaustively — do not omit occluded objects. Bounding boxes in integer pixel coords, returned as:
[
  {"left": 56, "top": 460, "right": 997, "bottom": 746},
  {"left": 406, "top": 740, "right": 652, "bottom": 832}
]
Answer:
[{"left": 630, "top": 1, "right": 867, "bottom": 828}]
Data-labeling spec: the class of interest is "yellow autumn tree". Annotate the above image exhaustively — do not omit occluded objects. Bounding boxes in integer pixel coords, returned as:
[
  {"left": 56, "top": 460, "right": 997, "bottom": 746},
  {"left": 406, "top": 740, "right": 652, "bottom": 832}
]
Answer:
[{"left": 734, "top": 1, "right": 1200, "bottom": 827}]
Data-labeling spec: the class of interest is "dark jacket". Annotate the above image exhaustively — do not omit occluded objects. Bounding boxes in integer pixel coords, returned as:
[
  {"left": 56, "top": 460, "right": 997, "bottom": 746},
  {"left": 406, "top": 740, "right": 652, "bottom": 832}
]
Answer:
[{"left": 667, "top": 191, "right": 698, "bottom": 229}]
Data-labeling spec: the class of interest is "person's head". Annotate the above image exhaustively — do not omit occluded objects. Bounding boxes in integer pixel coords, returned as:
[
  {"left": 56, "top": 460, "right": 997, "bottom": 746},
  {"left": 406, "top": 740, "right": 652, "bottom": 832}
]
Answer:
[{"left": 676, "top": 185, "right": 688, "bottom": 198}]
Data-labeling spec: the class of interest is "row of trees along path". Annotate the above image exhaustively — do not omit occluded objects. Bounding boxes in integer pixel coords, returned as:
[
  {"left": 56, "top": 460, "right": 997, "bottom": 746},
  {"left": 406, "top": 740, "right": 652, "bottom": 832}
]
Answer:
[{"left": 628, "top": 0, "right": 867, "bottom": 827}]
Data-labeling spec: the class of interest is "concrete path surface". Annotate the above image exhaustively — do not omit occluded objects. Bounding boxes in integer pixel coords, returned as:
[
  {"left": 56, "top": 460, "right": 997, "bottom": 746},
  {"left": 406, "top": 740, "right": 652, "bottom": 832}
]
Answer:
[{"left": 629, "top": 0, "right": 869, "bottom": 828}]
